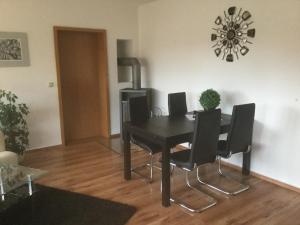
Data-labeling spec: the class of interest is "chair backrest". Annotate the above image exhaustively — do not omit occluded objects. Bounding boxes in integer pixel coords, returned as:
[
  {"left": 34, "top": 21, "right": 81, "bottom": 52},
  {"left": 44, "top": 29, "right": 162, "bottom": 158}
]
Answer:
[
  {"left": 129, "top": 96, "right": 150, "bottom": 124},
  {"left": 168, "top": 92, "right": 187, "bottom": 117},
  {"left": 189, "top": 109, "right": 221, "bottom": 167},
  {"left": 226, "top": 103, "right": 255, "bottom": 154}
]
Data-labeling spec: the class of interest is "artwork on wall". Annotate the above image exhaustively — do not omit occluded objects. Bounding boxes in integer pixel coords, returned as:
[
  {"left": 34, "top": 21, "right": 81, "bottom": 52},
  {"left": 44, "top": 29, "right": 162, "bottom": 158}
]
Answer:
[
  {"left": 0, "top": 32, "right": 30, "bottom": 67},
  {"left": 211, "top": 7, "right": 256, "bottom": 62}
]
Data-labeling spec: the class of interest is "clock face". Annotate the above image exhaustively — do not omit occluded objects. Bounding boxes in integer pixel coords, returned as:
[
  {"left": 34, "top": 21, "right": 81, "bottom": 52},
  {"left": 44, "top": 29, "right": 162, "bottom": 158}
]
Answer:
[{"left": 211, "top": 7, "right": 256, "bottom": 62}]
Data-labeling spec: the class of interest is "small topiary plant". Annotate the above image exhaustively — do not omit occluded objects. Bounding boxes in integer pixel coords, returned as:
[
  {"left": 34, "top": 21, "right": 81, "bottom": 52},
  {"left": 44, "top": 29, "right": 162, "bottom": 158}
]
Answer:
[
  {"left": 199, "top": 89, "right": 221, "bottom": 111},
  {"left": 0, "top": 90, "right": 29, "bottom": 155}
]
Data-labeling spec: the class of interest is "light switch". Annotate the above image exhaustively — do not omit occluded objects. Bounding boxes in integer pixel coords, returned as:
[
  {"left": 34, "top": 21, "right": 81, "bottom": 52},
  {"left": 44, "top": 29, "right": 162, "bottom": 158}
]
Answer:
[{"left": 48, "top": 82, "right": 54, "bottom": 88}]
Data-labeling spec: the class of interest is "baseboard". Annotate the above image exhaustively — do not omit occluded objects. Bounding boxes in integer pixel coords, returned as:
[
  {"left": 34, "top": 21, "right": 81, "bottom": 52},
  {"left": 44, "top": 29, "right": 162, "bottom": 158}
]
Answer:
[
  {"left": 221, "top": 160, "right": 300, "bottom": 194},
  {"left": 67, "top": 136, "right": 104, "bottom": 145},
  {"left": 27, "top": 144, "right": 64, "bottom": 152},
  {"left": 28, "top": 142, "right": 300, "bottom": 194},
  {"left": 176, "top": 144, "right": 188, "bottom": 150},
  {"left": 110, "top": 133, "right": 120, "bottom": 139},
  {"left": 176, "top": 144, "right": 300, "bottom": 193},
  {"left": 27, "top": 135, "right": 120, "bottom": 153}
]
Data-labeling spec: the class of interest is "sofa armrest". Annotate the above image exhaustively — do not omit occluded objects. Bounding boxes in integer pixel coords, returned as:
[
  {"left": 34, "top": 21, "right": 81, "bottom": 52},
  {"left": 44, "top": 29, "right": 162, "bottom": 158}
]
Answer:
[{"left": 0, "top": 151, "right": 18, "bottom": 165}]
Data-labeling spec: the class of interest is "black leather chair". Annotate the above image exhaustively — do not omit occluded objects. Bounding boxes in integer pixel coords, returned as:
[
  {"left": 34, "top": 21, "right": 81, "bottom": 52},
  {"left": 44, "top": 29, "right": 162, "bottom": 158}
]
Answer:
[
  {"left": 169, "top": 109, "right": 221, "bottom": 213},
  {"left": 198, "top": 103, "right": 255, "bottom": 195},
  {"left": 168, "top": 92, "right": 187, "bottom": 117},
  {"left": 129, "top": 96, "right": 162, "bottom": 183},
  {"left": 168, "top": 92, "right": 192, "bottom": 147}
]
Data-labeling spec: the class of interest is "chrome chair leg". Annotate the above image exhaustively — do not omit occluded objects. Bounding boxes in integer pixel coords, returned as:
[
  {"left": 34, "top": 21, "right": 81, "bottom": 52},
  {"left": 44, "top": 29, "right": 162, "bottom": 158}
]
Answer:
[
  {"left": 150, "top": 154, "right": 153, "bottom": 181},
  {"left": 197, "top": 157, "right": 249, "bottom": 196},
  {"left": 170, "top": 170, "right": 217, "bottom": 213},
  {"left": 170, "top": 165, "right": 174, "bottom": 175},
  {"left": 147, "top": 156, "right": 162, "bottom": 171},
  {"left": 132, "top": 153, "right": 159, "bottom": 183},
  {"left": 0, "top": 168, "right": 5, "bottom": 201},
  {"left": 218, "top": 156, "right": 223, "bottom": 176}
]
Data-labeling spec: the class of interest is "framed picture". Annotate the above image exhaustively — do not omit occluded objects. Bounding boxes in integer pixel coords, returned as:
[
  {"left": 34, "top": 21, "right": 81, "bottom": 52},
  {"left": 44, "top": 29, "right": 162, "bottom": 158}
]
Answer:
[{"left": 0, "top": 32, "right": 30, "bottom": 67}]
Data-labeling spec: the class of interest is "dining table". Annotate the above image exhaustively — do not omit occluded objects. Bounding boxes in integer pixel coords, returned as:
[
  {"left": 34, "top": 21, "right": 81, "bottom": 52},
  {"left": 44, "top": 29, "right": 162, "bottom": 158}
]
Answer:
[{"left": 123, "top": 113, "right": 251, "bottom": 207}]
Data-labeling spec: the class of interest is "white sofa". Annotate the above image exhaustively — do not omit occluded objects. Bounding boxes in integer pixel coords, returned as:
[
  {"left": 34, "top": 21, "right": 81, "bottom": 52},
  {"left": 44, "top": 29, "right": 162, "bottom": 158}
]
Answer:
[{"left": 0, "top": 131, "right": 18, "bottom": 165}]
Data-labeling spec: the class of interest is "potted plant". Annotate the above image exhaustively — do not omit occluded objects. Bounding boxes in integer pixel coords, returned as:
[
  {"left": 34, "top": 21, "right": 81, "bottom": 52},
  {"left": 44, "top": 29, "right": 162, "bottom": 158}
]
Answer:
[
  {"left": 199, "top": 89, "right": 221, "bottom": 111},
  {"left": 0, "top": 90, "right": 29, "bottom": 157}
]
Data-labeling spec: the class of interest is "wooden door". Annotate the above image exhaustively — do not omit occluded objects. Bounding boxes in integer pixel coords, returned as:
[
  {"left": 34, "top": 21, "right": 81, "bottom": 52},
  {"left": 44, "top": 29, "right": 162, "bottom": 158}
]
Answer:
[{"left": 54, "top": 27, "right": 110, "bottom": 145}]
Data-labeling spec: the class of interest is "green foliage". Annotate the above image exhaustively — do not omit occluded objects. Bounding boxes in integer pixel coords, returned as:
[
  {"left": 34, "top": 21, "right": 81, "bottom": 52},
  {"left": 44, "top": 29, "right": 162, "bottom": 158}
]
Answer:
[
  {"left": 199, "top": 89, "right": 221, "bottom": 111},
  {"left": 0, "top": 90, "right": 29, "bottom": 155}
]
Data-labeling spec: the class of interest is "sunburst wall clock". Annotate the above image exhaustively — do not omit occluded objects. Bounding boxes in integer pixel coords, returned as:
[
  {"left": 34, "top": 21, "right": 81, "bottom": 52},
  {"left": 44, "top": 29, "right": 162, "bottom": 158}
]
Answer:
[{"left": 211, "top": 7, "right": 256, "bottom": 62}]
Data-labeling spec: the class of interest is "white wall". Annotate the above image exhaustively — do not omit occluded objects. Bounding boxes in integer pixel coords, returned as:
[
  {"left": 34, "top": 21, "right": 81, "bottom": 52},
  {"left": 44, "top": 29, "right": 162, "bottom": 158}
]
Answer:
[
  {"left": 139, "top": 0, "right": 300, "bottom": 188},
  {"left": 0, "top": 0, "right": 141, "bottom": 149}
]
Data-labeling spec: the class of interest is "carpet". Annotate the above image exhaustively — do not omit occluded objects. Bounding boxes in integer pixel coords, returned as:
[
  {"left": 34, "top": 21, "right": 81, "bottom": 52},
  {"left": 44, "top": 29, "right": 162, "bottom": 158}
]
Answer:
[{"left": 0, "top": 184, "right": 137, "bottom": 225}]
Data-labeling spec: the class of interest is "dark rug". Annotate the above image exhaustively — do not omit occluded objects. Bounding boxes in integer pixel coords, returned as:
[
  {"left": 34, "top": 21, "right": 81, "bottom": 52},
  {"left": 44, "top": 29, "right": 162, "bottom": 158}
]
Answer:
[{"left": 0, "top": 184, "right": 137, "bottom": 225}]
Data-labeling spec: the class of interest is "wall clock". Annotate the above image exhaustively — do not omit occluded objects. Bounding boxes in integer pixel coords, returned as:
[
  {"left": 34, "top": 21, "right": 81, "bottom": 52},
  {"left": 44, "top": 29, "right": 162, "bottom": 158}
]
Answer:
[{"left": 211, "top": 7, "right": 256, "bottom": 62}]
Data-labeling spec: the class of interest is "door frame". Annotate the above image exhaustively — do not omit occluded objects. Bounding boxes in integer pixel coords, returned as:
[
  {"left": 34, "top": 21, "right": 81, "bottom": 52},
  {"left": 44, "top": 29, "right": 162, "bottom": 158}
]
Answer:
[{"left": 53, "top": 26, "right": 111, "bottom": 146}]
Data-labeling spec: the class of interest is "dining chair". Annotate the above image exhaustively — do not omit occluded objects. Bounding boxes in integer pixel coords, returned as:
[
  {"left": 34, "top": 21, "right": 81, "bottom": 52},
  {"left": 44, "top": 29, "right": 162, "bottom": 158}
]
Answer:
[
  {"left": 168, "top": 92, "right": 192, "bottom": 147},
  {"left": 169, "top": 109, "right": 221, "bottom": 213},
  {"left": 198, "top": 103, "right": 255, "bottom": 195},
  {"left": 129, "top": 96, "right": 162, "bottom": 183},
  {"left": 168, "top": 92, "right": 187, "bottom": 117}
]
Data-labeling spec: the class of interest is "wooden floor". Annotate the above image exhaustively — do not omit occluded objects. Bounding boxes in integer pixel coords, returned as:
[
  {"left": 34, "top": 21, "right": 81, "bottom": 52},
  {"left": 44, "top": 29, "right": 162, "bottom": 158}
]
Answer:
[{"left": 23, "top": 140, "right": 300, "bottom": 225}]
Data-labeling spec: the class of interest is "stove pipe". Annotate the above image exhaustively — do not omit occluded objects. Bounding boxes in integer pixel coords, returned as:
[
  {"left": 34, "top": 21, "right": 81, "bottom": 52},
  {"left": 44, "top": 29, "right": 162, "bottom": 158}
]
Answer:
[{"left": 117, "top": 57, "right": 141, "bottom": 90}]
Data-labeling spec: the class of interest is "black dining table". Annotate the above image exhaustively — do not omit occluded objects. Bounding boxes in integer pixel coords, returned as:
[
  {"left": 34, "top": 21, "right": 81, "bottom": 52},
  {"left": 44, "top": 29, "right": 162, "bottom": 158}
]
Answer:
[{"left": 123, "top": 113, "right": 251, "bottom": 207}]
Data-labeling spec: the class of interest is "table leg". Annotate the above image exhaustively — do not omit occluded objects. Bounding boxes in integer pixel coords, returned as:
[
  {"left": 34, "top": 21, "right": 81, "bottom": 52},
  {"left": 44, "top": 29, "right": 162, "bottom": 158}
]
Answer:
[
  {"left": 242, "top": 149, "right": 251, "bottom": 175},
  {"left": 123, "top": 128, "right": 131, "bottom": 180},
  {"left": 161, "top": 143, "right": 171, "bottom": 207}
]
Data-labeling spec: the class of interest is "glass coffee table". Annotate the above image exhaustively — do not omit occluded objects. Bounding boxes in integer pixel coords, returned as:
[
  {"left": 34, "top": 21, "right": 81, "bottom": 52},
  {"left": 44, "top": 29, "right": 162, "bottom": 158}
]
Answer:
[{"left": 0, "top": 164, "right": 47, "bottom": 203}]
